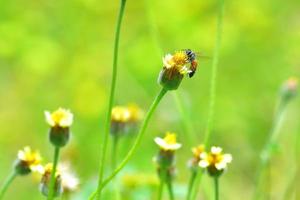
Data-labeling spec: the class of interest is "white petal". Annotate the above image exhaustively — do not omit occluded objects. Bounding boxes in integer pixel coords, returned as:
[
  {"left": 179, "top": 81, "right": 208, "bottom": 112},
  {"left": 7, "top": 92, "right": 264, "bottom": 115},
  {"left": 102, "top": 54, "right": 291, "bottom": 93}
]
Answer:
[
  {"left": 199, "top": 160, "right": 209, "bottom": 168},
  {"left": 31, "top": 165, "right": 44, "bottom": 173},
  {"left": 211, "top": 146, "right": 222, "bottom": 154},
  {"left": 215, "top": 162, "right": 227, "bottom": 170},
  {"left": 223, "top": 154, "right": 232, "bottom": 163},
  {"left": 154, "top": 137, "right": 166, "bottom": 147},
  {"left": 199, "top": 152, "right": 208, "bottom": 160},
  {"left": 18, "top": 150, "right": 25, "bottom": 160},
  {"left": 45, "top": 111, "right": 55, "bottom": 126},
  {"left": 59, "top": 112, "right": 73, "bottom": 127}
]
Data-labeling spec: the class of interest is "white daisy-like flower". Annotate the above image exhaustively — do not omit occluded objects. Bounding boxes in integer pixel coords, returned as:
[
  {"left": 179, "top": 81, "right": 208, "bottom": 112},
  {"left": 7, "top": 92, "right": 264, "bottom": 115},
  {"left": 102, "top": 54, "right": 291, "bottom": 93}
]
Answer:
[
  {"left": 199, "top": 146, "right": 232, "bottom": 170},
  {"left": 45, "top": 108, "right": 73, "bottom": 128},
  {"left": 154, "top": 132, "right": 182, "bottom": 151}
]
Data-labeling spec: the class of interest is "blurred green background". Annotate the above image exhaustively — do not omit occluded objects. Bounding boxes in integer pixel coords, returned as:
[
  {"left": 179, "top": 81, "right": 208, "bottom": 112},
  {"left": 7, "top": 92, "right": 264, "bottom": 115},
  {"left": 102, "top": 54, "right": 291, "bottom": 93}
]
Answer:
[{"left": 0, "top": 0, "right": 299, "bottom": 199}]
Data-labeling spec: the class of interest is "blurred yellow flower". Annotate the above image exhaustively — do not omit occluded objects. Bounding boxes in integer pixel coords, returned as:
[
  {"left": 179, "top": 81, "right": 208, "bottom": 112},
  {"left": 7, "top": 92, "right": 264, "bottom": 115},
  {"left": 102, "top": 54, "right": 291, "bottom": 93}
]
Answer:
[
  {"left": 199, "top": 146, "right": 232, "bottom": 171},
  {"left": 192, "top": 145, "right": 205, "bottom": 158},
  {"left": 154, "top": 132, "right": 182, "bottom": 151},
  {"left": 39, "top": 163, "right": 60, "bottom": 177},
  {"left": 17, "top": 146, "right": 43, "bottom": 173},
  {"left": 111, "top": 106, "right": 131, "bottom": 123},
  {"left": 127, "top": 104, "right": 143, "bottom": 123},
  {"left": 45, "top": 108, "right": 73, "bottom": 128}
]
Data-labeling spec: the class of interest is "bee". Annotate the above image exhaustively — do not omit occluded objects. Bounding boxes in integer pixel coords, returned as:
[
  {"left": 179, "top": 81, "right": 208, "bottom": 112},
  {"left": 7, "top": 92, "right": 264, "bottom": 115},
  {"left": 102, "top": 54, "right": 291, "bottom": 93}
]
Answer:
[{"left": 185, "top": 49, "right": 198, "bottom": 78}]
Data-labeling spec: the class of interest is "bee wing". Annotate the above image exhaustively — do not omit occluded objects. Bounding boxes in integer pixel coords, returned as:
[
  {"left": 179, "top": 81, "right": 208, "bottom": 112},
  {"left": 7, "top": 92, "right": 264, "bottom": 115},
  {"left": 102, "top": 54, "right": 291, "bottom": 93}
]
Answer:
[{"left": 195, "top": 52, "right": 210, "bottom": 60}]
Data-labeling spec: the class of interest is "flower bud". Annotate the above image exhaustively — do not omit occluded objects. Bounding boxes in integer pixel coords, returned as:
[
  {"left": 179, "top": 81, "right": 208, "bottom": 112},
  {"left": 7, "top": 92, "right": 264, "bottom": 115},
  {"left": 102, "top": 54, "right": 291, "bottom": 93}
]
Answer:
[
  {"left": 158, "top": 67, "right": 184, "bottom": 90},
  {"left": 49, "top": 127, "right": 70, "bottom": 147},
  {"left": 280, "top": 77, "right": 298, "bottom": 102}
]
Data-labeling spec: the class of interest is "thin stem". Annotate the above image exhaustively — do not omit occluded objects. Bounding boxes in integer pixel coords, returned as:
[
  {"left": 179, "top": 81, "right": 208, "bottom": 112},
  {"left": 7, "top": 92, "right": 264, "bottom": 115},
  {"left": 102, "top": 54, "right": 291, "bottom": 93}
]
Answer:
[
  {"left": 166, "top": 180, "right": 175, "bottom": 200},
  {"left": 48, "top": 147, "right": 60, "bottom": 200},
  {"left": 253, "top": 98, "right": 288, "bottom": 200},
  {"left": 204, "top": 0, "right": 225, "bottom": 145},
  {"left": 214, "top": 177, "right": 219, "bottom": 200},
  {"left": 157, "top": 179, "right": 164, "bottom": 200},
  {"left": 193, "top": 0, "right": 225, "bottom": 199},
  {"left": 95, "top": 0, "right": 127, "bottom": 199},
  {"left": 0, "top": 171, "right": 17, "bottom": 199},
  {"left": 190, "top": 169, "right": 204, "bottom": 200},
  {"left": 90, "top": 88, "right": 168, "bottom": 199},
  {"left": 186, "top": 171, "right": 197, "bottom": 200},
  {"left": 111, "top": 136, "right": 119, "bottom": 170},
  {"left": 111, "top": 136, "right": 121, "bottom": 200}
]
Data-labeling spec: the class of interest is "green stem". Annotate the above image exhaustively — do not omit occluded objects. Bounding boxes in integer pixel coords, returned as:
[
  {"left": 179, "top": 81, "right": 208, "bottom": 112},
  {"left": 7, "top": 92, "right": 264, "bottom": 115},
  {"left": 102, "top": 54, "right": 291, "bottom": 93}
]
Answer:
[
  {"left": 0, "top": 171, "right": 17, "bottom": 199},
  {"left": 111, "top": 136, "right": 120, "bottom": 200},
  {"left": 90, "top": 88, "right": 168, "bottom": 199},
  {"left": 193, "top": 0, "right": 225, "bottom": 199},
  {"left": 166, "top": 180, "right": 174, "bottom": 200},
  {"left": 204, "top": 0, "right": 225, "bottom": 145},
  {"left": 157, "top": 179, "right": 164, "bottom": 200},
  {"left": 190, "top": 169, "right": 204, "bottom": 200},
  {"left": 214, "top": 177, "right": 219, "bottom": 200},
  {"left": 111, "top": 136, "right": 119, "bottom": 170},
  {"left": 186, "top": 171, "right": 197, "bottom": 200},
  {"left": 253, "top": 98, "right": 288, "bottom": 200},
  {"left": 95, "top": 0, "right": 127, "bottom": 199},
  {"left": 48, "top": 147, "right": 60, "bottom": 200}
]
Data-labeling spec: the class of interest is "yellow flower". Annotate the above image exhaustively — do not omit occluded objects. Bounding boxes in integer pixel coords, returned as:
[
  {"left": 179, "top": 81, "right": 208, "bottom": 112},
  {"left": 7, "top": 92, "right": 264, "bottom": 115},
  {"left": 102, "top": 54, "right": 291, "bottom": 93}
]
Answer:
[
  {"left": 127, "top": 104, "right": 143, "bottom": 123},
  {"left": 199, "top": 146, "right": 232, "bottom": 171},
  {"left": 154, "top": 132, "right": 182, "bottom": 151},
  {"left": 45, "top": 108, "right": 73, "bottom": 128},
  {"left": 17, "top": 146, "right": 43, "bottom": 173},
  {"left": 111, "top": 106, "right": 131, "bottom": 123},
  {"left": 192, "top": 145, "right": 205, "bottom": 158}
]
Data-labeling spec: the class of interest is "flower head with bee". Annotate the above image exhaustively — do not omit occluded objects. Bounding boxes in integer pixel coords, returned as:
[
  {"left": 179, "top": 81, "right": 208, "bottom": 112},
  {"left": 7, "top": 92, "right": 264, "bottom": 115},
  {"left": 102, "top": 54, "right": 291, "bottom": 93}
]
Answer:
[{"left": 158, "top": 49, "right": 198, "bottom": 90}]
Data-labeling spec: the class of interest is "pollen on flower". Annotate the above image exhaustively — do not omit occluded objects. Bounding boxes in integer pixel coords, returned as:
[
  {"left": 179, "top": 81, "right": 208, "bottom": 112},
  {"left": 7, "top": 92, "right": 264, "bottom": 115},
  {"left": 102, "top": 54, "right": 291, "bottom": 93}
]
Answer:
[
  {"left": 154, "top": 132, "right": 182, "bottom": 151},
  {"left": 45, "top": 108, "right": 73, "bottom": 128},
  {"left": 172, "top": 51, "right": 188, "bottom": 66}
]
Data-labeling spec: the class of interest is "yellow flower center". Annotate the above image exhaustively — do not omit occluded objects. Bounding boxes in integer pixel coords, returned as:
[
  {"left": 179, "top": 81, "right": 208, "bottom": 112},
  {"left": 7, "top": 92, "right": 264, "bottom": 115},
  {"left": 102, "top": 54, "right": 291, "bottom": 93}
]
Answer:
[
  {"left": 163, "top": 132, "right": 177, "bottom": 145},
  {"left": 207, "top": 153, "right": 223, "bottom": 165},
  {"left": 172, "top": 51, "right": 188, "bottom": 66},
  {"left": 51, "top": 109, "right": 69, "bottom": 125}
]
